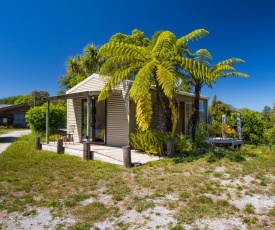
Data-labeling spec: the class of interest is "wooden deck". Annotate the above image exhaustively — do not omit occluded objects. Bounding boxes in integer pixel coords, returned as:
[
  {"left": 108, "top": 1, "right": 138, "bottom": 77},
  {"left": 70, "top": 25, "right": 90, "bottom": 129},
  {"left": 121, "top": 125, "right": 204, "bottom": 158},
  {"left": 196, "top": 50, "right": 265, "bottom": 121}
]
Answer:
[
  {"left": 207, "top": 138, "right": 243, "bottom": 148},
  {"left": 41, "top": 142, "right": 161, "bottom": 166}
]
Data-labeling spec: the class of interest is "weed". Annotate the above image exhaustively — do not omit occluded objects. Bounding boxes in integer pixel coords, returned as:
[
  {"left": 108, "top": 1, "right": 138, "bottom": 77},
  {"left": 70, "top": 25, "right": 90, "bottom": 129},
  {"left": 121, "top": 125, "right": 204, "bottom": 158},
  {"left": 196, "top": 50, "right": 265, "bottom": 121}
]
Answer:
[
  {"left": 244, "top": 203, "right": 255, "bottom": 214},
  {"left": 171, "top": 225, "right": 184, "bottom": 230},
  {"left": 179, "top": 191, "right": 191, "bottom": 201},
  {"left": 135, "top": 200, "right": 155, "bottom": 212},
  {"left": 268, "top": 207, "right": 275, "bottom": 216},
  {"left": 22, "top": 209, "right": 37, "bottom": 216},
  {"left": 176, "top": 196, "right": 225, "bottom": 224}
]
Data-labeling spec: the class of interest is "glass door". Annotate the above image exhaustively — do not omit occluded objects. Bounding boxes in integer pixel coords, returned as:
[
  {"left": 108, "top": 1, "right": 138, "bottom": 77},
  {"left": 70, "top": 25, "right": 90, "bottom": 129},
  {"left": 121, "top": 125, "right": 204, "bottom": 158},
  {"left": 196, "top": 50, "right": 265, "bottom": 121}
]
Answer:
[
  {"left": 82, "top": 98, "right": 106, "bottom": 143},
  {"left": 185, "top": 103, "right": 192, "bottom": 136}
]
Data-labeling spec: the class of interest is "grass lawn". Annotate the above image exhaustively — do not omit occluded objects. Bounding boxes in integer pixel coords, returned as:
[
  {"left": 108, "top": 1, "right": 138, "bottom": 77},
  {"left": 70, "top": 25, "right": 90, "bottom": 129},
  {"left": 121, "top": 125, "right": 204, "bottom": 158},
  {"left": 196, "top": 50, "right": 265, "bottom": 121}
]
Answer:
[{"left": 0, "top": 134, "right": 275, "bottom": 229}]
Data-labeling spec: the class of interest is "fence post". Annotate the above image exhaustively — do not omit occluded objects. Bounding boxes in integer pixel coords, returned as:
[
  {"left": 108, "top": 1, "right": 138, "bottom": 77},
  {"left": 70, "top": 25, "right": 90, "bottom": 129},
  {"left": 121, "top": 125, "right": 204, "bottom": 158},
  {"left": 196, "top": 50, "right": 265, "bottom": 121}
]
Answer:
[
  {"left": 83, "top": 142, "right": 94, "bottom": 160},
  {"left": 122, "top": 146, "right": 132, "bottom": 168},
  {"left": 57, "top": 139, "right": 63, "bottom": 153},
  {"left": 35, "top": 137, "right": 42, "bottom": 150}
]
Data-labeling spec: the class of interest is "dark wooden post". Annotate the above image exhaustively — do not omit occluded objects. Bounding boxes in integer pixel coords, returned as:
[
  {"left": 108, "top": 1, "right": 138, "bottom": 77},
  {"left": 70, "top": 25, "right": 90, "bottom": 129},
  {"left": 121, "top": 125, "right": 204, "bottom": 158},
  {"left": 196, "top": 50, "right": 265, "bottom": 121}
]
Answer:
[
  {"left": 167, "top": 139, "right": 175, "bottom": 157},
  {"left": 86, "top": 97, "right": 91, "bottom": 143},
  {"left": 35, "top": 137, "right": 42, "bottom": 150},
  {"left": 89, "top": 151, "right": 94, "bottom": 160},
  {"left": 46, "top": 101, "right": 50, "bottom": 144},
  {"left": 57, "top": 138, "right": 63, "bottom": 153},
  {"left": 123, "top": 146, "right": 132, "bottom": 168},
  {"left": 83, "top": 142, "right": 94, "bottom": 160}
]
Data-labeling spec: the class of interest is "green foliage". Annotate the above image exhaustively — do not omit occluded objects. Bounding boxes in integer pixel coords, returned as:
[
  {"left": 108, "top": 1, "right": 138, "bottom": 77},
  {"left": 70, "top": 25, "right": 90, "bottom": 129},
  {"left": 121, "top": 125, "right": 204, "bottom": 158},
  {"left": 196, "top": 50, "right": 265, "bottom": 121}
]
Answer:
[
  {"left": 58, "top": 44, "right": 104, "bottom": 91},
  {"left": 193, "top": 122, "right": 209, "bottom": 149},
  {"left": 209, "top": 96, "right": 233, "bottom": 122},
  {"left": 129, "top": 130, "right": 165, "bottom": 156},
  {"left": 129, "top": 130, "right": 192, "bottom": 156},
  {"left": 174, "top": 133, "right": 192, "bottom": 153},
  {"left": 99, "top": 29, "right": 208, "bottom": 134},
  {"left": 263, "top": 126, "right": 275, "bottom": 147},
  {"left": 25, "top": 105, "right": 66, "bottom": 134},
  {"left": 210, "top": 96, "right": 267, "bottom": 146},
  {"left": 0, "top": 90, "right": 49, "bottom": 106},
  {"left": 178, "top": 47, "right": 248, "bottom": 140},
  {"left": 239, "top": 109, "right": 265, "bottom": 145}
]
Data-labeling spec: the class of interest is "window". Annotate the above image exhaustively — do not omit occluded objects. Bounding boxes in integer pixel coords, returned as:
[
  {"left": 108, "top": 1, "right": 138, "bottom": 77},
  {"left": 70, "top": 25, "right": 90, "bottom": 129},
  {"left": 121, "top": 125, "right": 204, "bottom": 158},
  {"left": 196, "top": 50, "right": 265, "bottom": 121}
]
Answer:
[
  {"left": 14, "top": 113, "right": 26, "bottom": 125},
  {"left": 199, "top": 101, "right": 204, "bottom": 112}
]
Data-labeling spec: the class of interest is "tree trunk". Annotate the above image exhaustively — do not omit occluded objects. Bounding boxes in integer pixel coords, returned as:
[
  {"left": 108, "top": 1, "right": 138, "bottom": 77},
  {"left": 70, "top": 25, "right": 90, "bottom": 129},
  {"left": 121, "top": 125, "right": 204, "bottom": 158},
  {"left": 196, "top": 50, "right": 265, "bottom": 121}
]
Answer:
[
  {"left": 190, "top": 85, "right": 201, "bottom": 140},
  {"left": 151, "top": 82, "right": 172, "bottom": 133},
  {"left": 167, "top": 139, "right": 175, "bottom": 157}
]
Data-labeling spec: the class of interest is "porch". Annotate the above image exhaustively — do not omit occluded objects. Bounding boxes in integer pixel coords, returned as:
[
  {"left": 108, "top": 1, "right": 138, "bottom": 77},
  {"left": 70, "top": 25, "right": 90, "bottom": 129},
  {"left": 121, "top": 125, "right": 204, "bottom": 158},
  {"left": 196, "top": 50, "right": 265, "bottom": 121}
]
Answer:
[{"left": 41, "top": 142, "right": 162, "bottom": 166}]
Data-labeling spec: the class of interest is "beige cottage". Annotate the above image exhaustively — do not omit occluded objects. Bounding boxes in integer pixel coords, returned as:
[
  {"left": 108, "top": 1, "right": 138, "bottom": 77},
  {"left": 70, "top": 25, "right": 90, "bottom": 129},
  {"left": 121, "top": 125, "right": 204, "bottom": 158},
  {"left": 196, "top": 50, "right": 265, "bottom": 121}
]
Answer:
[{"left": 45, "top": 73, "right": 209, "bottom": 146}]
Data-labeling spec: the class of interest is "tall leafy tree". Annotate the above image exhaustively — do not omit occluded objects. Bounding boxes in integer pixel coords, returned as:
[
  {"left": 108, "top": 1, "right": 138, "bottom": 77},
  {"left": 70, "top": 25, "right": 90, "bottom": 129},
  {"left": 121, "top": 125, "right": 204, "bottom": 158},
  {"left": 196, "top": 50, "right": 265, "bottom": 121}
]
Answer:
[
  {"left": 209, "top": 95, "right": 233, "bottom": 123},
  {"left": 98, "top": 29, "right": 208, "bottom": 135},
  {"left": 175, "top": 49, "right": 248, "bottom": 139},
  {"left": 58, "top": 44, "right": 104, "bottom": 91}
]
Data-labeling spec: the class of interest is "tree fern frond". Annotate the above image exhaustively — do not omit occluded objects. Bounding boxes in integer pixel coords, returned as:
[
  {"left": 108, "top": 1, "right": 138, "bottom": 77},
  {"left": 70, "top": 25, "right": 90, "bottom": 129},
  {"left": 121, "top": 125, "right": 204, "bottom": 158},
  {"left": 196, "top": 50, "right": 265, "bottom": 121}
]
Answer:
[
  {"left": 135, "top": 92, "right": 153, "bottom": 131},
  {"left": 194, "top": 49, "right": 212, "bottom": 67},
  {"left": 98, "top": 84, "right": 113, "bottom": 101},
  {"left": 216, "top": 58, "right": 245, "bottom": 67},
  {"left": 177, "top": 29, "right": 209, "bottom": 45},
  {"left": 99, "top": 42, "right": 148, "bottom": 61},
  {"left": 219, "top": 72, "right": 249, "bottom": 78},
  {"left": 130, "top": 60, "right": 156, "bottom": 100},
  {"left": 211, "top": 64, "right": 235, "bottom": 74},
  {"left": 156, "top": 64, "right": 177, "bottom": 98},
  {"left": 152, "top": 31, "right": 177, "bottom": 58}
]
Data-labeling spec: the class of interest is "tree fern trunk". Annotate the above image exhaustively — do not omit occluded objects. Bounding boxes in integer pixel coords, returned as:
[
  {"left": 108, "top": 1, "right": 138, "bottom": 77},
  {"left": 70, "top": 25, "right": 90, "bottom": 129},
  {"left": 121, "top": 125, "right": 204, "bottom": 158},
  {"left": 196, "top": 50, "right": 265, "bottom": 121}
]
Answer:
[
  {"left": 151, "top": 75, "right": 172, "bottom": 133},
  {"left": 190, "top": 84, "right": 201, "bottom": 140}
]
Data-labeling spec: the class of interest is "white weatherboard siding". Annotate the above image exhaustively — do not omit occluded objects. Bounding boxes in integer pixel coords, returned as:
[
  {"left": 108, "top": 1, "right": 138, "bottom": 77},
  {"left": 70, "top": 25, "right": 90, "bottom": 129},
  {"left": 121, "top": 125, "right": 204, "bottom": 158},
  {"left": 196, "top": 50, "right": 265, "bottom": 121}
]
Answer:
[
  {"left": 67, "top": 98, "right": 82, "bottom": 142},
  {"left": 106, "top": 93, "right": 129, "bottom": 146},
  {"left": 66, "top": 74, "right": 105, "bottom": 93},
  {"left": 66, "top": 73, "right": 106, "bottom": 142}
]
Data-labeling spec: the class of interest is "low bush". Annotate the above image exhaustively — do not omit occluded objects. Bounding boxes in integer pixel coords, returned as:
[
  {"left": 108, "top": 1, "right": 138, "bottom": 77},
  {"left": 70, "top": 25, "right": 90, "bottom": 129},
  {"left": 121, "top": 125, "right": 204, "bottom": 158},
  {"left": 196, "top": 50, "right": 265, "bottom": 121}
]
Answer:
[
  {"left": 25, "top": 105, "right": 66, "bottom": 134},
  {"left": 129, "top": 130, "right": 192, "bottom": 156}
]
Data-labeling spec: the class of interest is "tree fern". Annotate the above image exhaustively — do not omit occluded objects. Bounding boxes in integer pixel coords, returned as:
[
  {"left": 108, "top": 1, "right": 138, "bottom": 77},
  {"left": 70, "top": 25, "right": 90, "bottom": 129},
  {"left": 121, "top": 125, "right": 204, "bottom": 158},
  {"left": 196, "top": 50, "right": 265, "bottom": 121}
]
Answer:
[
  {"left": 135, "top": 92, "right": 153, "bottom": 131},
  {"left": 98, "top": 29, "right": 209, "bottom": 135}
]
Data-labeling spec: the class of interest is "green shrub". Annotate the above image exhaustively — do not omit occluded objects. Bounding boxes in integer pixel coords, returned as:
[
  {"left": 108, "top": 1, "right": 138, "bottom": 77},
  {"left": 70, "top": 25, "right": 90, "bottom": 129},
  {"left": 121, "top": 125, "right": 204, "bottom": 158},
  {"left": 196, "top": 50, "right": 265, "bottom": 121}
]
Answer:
[
  {"left": 174, "top": 133, "right": 192, "bottom": 153},
  {"left": 129, "top": 130, "right": 165, "bottom": 156},
  {"left": 129, "top": 130, "right": 192, "bottom": 156},
  {"left": 25, "top": 105, "right": 66, "bottom": 134},
  {"left": 193, "top": 122, "right": 209, "bottom": 149}
]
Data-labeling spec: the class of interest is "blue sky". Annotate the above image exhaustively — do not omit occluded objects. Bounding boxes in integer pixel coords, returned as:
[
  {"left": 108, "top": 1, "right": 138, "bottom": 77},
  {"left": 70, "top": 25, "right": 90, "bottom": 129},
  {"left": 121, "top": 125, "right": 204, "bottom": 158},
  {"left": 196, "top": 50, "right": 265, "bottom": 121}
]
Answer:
[{"left": 0, "top": 0, "right": 274, "bottom": 111}]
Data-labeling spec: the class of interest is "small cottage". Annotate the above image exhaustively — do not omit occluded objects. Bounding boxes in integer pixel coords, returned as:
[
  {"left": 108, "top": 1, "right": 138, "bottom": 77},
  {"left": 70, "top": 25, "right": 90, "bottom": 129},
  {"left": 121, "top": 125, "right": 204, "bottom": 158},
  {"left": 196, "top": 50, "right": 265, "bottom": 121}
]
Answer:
[{"left": 44, "top": 73, "right": 209, "bottom": 146}]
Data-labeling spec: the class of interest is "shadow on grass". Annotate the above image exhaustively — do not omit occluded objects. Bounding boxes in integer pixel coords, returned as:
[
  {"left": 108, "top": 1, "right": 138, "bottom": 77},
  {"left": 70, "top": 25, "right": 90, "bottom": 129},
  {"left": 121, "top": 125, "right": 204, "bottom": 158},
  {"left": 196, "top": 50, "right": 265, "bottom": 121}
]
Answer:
[
  {"left": 172, "top": 149, "right": 247, "bottom": 164},
  {"left": 0, "top": 137, "right": 19, "bottom": 143},
  {"left": 172, "top": 152, "right": 207, "bottom": 164}
]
